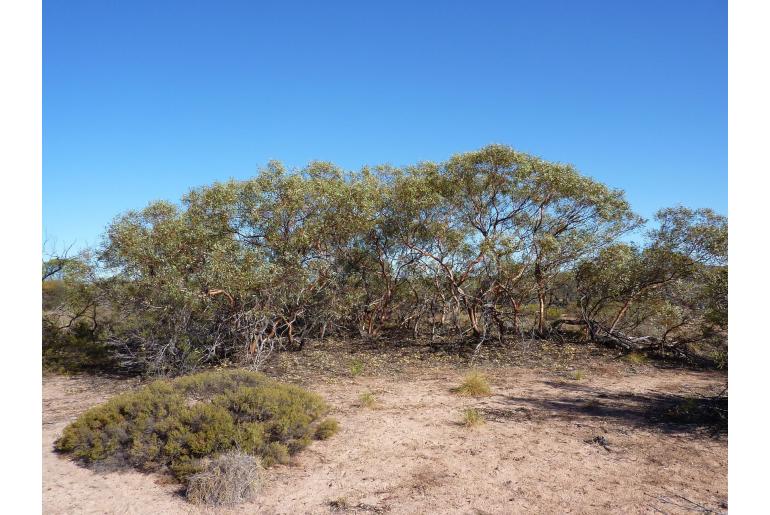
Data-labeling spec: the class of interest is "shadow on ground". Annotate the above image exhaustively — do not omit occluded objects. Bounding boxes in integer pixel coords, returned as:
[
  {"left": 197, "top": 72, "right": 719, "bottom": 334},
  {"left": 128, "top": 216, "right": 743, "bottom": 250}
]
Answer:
[{"left": 497, "top": 380, "right": 727, "bottom": 436}]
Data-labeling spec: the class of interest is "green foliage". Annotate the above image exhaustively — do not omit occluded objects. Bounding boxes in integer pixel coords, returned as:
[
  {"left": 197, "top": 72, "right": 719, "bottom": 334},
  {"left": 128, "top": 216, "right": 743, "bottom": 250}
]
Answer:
[
  {"left": 54, "top": 370, "right": 334, "bottom": 480},
  {"left": 349, "top": 359, "right": 364, "bottom": 376},
  {"left": 314, "top": 418, "right": 340, "bottom": 440},
  {"left": 261, "top": 442, "right": 290, "bottom": 466},
  {"left": 704, "top": 267, "right": 728, "bottom": 329},
  {"left": 575, "top": 206, "right": 727, "bottom": 348},
  {"left": 44, "top": 145, "right": 726, "bottom": 374},
  {"left": 711, "top": 349, "right": 728, "bottom": 370},
  {"left": 453, "top": 371, "right": 491, "bottom": 397},
  {"left": 43, "top": 319, "right": 115, "bottom": 374},
  {"left": 42, "top": 251, "right": 116, "bottom": 374},
  {"left": 461, "top": 408, "right": 485, "bottom": 428},
  {"left": 571, "top": 370, "right": 586, "bottom": 381}
]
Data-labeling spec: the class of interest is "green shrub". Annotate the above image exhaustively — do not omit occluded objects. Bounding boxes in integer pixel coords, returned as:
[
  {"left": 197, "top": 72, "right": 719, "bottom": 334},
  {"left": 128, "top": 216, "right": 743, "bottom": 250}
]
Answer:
[
  {"left": 261, "top": 442, "right": 290, "bottom": 466},
  {"left": 54, "top": 370, "right": 335, "bottom": 482},
  {"left": 712, "top": 350, "right": 728, "bottom": 370},
  {"left": 453, "top": 371, "right": 491, "bottom": 397},
  {"left": 461, "top": 408, "right": 485, "bottom": 428},
  {"left": 571, "top": 370, "right": 586, "bottom": 381},
  {"left": 314, "top": 418, "right": 340, "bottom": 440},
  {"left": 349, "top": 359, "right": 364, "bottom": 376}
]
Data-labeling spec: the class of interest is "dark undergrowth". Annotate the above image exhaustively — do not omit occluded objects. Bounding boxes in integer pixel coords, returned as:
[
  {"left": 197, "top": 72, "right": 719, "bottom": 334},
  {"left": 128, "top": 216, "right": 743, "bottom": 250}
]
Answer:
[{"left": 504, "top": 380, "right": 727, "bottom": 437}]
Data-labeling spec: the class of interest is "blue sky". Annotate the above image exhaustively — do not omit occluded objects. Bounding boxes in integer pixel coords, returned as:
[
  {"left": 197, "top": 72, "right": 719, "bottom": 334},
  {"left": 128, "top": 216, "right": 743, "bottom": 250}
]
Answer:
[{"left": 43, "top": 0, "right": 726, "bottom": 250}]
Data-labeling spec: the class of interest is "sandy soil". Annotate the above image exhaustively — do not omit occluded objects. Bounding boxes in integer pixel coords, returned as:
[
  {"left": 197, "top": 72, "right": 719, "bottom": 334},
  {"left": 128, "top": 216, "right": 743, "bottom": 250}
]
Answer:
[{"left": 43, "top": 365, "right": 727, "bottom": 514}]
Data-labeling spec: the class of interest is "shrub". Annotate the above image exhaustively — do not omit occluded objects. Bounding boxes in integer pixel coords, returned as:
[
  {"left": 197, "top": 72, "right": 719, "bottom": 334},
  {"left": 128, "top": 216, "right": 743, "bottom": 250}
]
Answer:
[
  {"left": 42, "top": 319, "right": 115, "bottom": 374},
  {"left": 461, "top": 408, "right": 485, "bottom": 428},
  {"left": 453, "top": 371, "right": 491, "bottom": 397},
  {"left": 571, "top": 370, "right": 586, "bottom": 381},
  {"left": 315, "top": 418, "right": 340, "bottom": 440},
  {"left": 358, "top": 392, "right": 376, "bottom": 408},
  {"left": 186, "top": 451, "right": 261, "bottom": 506},
  {"left": 711, "top": 349, "right": 728, "bottom": 370},
  {"left": 261, "top": 442, "right": 290, "bottom": 466},
  {"left": 54, "top": 369, "right": 335, "bottom": 483},
  {"left": 349, "top": 359, "right": 364, "bottom": 376}
]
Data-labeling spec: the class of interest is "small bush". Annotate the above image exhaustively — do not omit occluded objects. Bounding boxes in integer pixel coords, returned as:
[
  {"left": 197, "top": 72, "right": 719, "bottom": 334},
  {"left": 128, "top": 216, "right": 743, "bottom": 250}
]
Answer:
[
  {"left": 42, "top": 319, "right": 116, "bottom": 374},
  {"left": 315, "top": 418, "right": 340, "bottom": 440},
  {"left": 571, "top": 370, "right": 586, "bottom": 381},
  {"left": 54, "top": 370, "right": 335, "bottom": 484},
  {"left": 461, "top": 408, "right": 485, "bottom": 428},
  {"left": 186, "top": 451, "right": 261, "bottom": 506},
  {"left": 261, "top": 442, "right": 290, "bottom": 466},
  {"left": 349, "top": 359, "right": 364, "bottom": 376},
  {"left": 358, "top": 392, "right": 376, "bottom": 408},
  {"left": 712, "top": 350, "right": 728, "bottom": 370},
  {"left": 625, "top": 352, "right": 648, "bottom": 365},
  {"left": 453, "top": 371, "right": 491, "bottom": 397}
]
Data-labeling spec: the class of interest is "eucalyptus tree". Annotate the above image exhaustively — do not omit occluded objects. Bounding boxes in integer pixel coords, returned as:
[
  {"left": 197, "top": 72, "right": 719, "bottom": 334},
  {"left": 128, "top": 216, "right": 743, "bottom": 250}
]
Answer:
[
  {"left": 390, "top": 145, "right": 641, "bottom": 338},
  {"left": 519, "top": 158, "right": 642, "bottom": 334},
  {"left": 47, "top": 145, "right": 726, "bottom": 375},
  {"left": 575, "top": 206, "right": 727, "bottom": 347}
]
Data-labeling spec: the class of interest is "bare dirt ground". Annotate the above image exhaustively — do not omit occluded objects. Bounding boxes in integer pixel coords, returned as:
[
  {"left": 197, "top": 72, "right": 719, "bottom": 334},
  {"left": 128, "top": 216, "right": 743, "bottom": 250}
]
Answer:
[{"left": 43, "top": 355, "right": 727, "bottom": 514}]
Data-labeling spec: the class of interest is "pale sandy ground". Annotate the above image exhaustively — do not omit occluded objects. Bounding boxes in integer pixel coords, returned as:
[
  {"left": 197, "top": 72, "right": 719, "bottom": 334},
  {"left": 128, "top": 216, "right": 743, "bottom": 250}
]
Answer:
[{"left": 43, "top": 366, "right": 727, "bottom": 514}]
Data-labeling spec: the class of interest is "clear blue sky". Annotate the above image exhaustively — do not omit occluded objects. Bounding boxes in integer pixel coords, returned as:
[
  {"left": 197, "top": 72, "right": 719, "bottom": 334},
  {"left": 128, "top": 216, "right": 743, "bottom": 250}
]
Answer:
[{"left": 43, "top": 0, "right": 726, "bottom": 250}]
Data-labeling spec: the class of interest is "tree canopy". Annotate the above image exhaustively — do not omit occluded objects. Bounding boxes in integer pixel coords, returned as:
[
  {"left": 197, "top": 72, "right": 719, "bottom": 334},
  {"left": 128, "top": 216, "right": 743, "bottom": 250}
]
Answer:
[{"left": 42, "top": 145, "right": 727, "bottom": 374}]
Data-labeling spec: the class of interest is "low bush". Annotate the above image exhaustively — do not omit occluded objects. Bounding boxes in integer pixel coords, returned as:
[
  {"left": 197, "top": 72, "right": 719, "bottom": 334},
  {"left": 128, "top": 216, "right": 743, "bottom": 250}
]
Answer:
[
  {"left": 461, "top": 408, "right": 485, "bottom": 428},
  {"left": 315, "top": 418, "right": 340, "bottom": 440},
  {"left": 186, "top": 451, "right": 261, "bottom": 506},
  {"left": 453, "top": 371, "right": 491, "bottom": 397},
  {"left": 55, "top": 369, "right": 335, "bottom": 483}
]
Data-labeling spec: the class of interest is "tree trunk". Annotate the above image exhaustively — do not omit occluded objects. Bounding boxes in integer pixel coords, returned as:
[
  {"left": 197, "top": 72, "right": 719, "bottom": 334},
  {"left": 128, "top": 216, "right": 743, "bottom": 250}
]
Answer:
[
  {"left": 608, "top": 297, "right": 634, "bottom": 335},
  {"left": 537, "top": 290, "right": 546, "bottom": 334},
  {"left": 468, "top": 305, "right": 480, "bottom": 337},
  {"left": 535, "top": 262, "right": 546, "bottom": 334}
]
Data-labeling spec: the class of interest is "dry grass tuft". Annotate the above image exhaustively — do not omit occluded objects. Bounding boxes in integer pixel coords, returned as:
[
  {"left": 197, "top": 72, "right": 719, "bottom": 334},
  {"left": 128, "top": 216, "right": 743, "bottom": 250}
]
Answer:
[
  {"left": 625, "top": 352, "right": 648, "bottom": 365},
  {"left": 461, "top": 408, "right": 485, "bottom": 428},
  {"left": 453, "top": 371, "right": 491, "bottom": 397},
  {"left": 186, "top": 452, "right": 261, "bottom": 506},
  {"left": 358, "top": 391, "right": 377, "bottom": 408}
]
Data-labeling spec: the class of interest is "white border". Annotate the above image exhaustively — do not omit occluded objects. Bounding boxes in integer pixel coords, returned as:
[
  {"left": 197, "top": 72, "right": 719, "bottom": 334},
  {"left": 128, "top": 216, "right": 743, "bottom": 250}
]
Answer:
[
  {"left": 0, "top": 0, "right": 42, "bottom": 511},
  {"left": 729, "top": 0, "right": 770, "bottom": 512}
]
